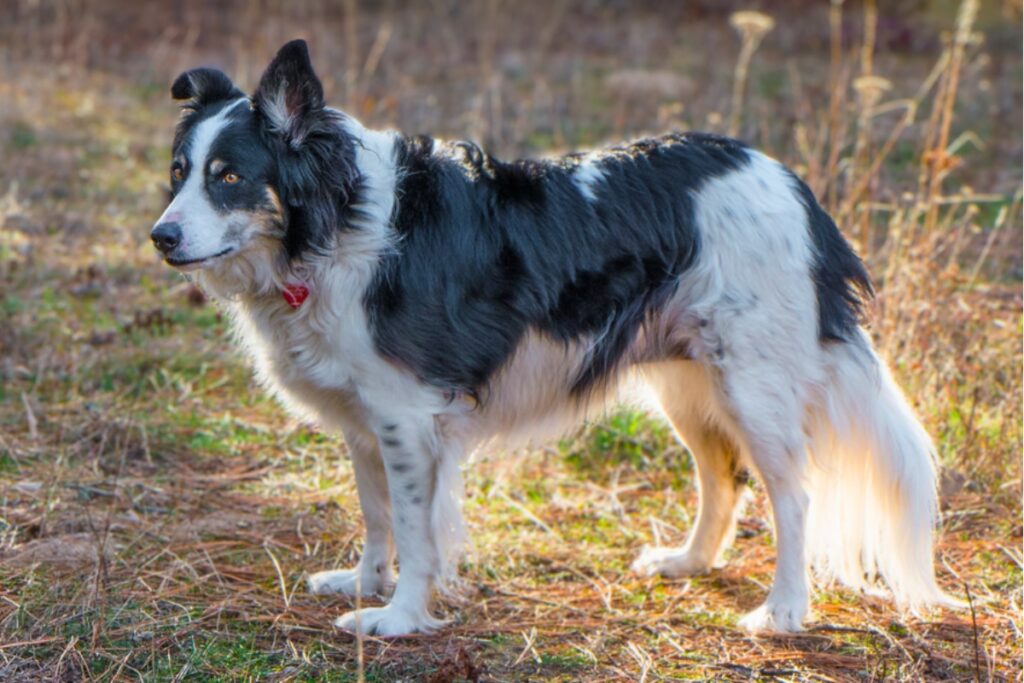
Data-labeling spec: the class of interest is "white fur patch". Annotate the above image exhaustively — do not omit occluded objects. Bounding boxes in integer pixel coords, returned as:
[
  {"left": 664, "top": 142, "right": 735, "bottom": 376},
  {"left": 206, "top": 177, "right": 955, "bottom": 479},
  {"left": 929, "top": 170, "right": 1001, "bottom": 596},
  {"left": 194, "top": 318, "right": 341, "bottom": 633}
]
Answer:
[
  {"left": 187, "top": 100, "right": 248, "bottom": 170},
  {"left": 573, "top": 153, "right": 607, "bottom": 202}
]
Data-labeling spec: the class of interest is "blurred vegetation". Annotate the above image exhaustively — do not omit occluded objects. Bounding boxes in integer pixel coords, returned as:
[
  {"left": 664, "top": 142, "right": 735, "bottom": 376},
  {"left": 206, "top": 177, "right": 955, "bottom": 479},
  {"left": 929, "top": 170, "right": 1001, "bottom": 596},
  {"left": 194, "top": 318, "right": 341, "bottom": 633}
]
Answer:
[{"left": 0, "top": 0, "right": 1021, "bottom": 681}]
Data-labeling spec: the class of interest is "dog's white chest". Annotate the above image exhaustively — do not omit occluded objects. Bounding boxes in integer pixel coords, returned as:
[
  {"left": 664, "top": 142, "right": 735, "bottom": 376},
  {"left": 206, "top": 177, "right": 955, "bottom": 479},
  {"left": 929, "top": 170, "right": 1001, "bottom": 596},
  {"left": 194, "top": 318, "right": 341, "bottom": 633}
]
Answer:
[{"left": 228, "top": 294, "right": 375, "bottom": 424}]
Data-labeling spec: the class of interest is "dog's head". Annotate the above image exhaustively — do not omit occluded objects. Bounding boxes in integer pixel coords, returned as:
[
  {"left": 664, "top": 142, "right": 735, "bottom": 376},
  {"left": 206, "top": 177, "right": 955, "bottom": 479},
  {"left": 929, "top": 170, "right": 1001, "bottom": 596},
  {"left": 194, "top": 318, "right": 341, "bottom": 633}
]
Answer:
[{"left": 151, "top": 40, "right": 358, "bottom": 274}]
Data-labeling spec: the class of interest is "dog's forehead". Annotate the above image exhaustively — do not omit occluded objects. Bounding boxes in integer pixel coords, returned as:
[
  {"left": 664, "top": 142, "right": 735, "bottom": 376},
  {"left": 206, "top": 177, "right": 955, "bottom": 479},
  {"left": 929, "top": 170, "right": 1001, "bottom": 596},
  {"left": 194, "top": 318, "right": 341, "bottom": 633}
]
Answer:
[{"left": 175, "top": 98, "right": 251, "bottom": 166}]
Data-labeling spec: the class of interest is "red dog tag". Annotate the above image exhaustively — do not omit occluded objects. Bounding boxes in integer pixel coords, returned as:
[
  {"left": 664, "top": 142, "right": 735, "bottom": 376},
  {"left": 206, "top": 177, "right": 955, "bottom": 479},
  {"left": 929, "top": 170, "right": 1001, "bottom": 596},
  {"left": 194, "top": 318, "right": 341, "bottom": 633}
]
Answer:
[{"left": 282, "top": 283, "right": 309, "bottom": 309}]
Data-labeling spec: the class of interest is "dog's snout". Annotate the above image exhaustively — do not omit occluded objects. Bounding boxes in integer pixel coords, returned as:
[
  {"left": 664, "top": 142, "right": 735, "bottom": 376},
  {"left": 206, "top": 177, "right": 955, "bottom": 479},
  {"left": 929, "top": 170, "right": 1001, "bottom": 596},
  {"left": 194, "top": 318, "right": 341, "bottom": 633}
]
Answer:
[{"left": 151, "top": 222, "right": 182, "bottom": 254}]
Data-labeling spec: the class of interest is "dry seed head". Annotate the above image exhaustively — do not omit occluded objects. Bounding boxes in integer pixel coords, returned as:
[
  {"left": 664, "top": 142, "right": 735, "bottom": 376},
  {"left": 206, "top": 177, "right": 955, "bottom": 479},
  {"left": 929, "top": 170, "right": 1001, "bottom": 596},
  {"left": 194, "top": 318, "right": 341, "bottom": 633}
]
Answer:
[
  {"left": 854, "top": 75, "right": 892, "bottom": 107},
  {"left": 729, "top": 11, "right": 775, "bottom": 40}
]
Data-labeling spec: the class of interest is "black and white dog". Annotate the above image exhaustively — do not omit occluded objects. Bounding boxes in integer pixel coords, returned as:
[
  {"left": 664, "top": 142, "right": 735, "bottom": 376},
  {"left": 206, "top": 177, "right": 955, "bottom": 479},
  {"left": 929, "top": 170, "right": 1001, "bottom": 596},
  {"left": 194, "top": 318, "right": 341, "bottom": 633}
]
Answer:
[{"left": 152, "top": 40, "right": 948, "bottom": 636}]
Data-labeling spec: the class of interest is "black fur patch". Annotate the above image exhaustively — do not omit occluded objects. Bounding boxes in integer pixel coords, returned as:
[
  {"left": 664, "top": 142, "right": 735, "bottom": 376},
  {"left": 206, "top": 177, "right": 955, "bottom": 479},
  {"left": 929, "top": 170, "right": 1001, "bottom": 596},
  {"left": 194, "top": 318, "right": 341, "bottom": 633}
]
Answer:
[
  {"left": 171, "top": 68, "right": 244, "bottom": 111},
  {"left": 252, "top": 41, "right": 362, "bottom": 259},
  {"left": 253, "top": 40, "right": 326, "bottom": 148},
  {"left": 366, "top": 133, "right": 750, "bottom": 400},
  {"left": 788, "top": 173, "right": 873, "bottom": 342},
  {"left": 204, "top": 110, "right": 278, "bottom": 215}
]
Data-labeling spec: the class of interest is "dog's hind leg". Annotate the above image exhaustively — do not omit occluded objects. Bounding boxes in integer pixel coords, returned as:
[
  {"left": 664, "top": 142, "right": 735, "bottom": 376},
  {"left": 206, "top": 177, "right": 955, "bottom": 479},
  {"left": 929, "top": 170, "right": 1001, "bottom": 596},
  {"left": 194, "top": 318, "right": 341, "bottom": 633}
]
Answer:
[
  {"left": 308, "top": 424, "right": 396, "bottom": 598},
  {"left": 718, "top": 360, "right": 812, "bottom": 634},
  {"left": 633, "top": 362, "right": 747, "bottom": 577}
]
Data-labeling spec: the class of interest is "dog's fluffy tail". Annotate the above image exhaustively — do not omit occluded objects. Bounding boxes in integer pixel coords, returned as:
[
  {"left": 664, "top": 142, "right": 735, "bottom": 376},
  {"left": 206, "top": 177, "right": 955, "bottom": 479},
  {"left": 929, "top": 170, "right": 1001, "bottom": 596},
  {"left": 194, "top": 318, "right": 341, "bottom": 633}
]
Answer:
[{"left": 806, "top": 331, "right": 954, "bottom": 609}]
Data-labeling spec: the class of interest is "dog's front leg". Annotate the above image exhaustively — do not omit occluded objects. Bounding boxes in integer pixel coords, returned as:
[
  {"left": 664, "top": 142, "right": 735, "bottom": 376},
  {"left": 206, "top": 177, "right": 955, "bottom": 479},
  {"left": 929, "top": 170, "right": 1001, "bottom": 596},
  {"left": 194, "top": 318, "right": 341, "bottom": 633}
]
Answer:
[
  {"left": 309, "top": 425, "right": 395, "bottom": 598},
  {"left": 334, "top": 417, "right": 447, "bottom": 636}
]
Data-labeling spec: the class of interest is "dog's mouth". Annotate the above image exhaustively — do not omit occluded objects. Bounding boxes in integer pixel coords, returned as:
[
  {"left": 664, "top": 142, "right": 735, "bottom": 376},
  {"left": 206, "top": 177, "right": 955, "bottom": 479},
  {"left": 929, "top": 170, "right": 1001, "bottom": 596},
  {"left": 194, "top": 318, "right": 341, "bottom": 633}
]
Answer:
[{"left": 165, "top": 247, "right": 237, "bottom": 270}]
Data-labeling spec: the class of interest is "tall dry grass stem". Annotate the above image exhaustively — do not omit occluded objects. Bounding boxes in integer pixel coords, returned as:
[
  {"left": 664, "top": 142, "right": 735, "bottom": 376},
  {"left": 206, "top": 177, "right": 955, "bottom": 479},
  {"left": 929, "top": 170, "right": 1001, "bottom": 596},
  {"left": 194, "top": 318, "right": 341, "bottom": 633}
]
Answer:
[
  {"left": 344, "top": 0, "right": 360, "bottom": 107},
  {"left": 727, "top": 11, "right": 774, "bottom": 138},
  {"left": 822, "top": 0, "right": 847, "bottom": 207},
  {"left": 847, "top": 0, "right": 881, "bottom": 255},
  {"left": 860, "top": 0, "right": 878, "bottom": 78},
  {"left": 923, "top": 0, "right": 979, "bottom": 233},
  {"left": 850, "top": 74, "right": 890, "bottom": 255}
]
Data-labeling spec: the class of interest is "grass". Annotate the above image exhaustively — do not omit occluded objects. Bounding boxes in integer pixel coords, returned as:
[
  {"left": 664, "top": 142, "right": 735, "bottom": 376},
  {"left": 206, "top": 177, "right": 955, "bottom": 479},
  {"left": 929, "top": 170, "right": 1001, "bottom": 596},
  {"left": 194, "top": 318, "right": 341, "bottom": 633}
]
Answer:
[{"left": 0, "top": 0, "right": 1021, "bottom": 681}]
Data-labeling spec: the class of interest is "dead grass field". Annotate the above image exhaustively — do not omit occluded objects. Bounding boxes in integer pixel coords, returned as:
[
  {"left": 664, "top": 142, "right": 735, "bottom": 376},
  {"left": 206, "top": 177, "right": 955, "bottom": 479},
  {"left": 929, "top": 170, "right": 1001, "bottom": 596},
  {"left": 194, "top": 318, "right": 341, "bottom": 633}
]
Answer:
[{"left": 0, "top": 1, "right": 1021, "bottom": 680}]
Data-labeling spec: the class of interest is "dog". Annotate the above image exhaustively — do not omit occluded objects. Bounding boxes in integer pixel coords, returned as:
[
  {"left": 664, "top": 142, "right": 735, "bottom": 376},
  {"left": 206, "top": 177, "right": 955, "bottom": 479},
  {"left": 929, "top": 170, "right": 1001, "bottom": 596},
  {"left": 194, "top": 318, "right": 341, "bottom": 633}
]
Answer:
[{"left": 151, "top": 40, "right": 949, "bottom": 637}]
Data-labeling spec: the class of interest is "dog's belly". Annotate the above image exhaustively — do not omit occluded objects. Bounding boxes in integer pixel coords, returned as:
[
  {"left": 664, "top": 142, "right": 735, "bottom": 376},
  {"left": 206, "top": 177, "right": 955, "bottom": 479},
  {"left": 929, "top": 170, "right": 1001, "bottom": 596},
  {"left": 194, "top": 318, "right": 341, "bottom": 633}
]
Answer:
[
  {"left": 453, "top": 331, "right": 616, "bottom": 447},
  {"left": 226, "top": 297, "right": 691, "bottom": 449}
]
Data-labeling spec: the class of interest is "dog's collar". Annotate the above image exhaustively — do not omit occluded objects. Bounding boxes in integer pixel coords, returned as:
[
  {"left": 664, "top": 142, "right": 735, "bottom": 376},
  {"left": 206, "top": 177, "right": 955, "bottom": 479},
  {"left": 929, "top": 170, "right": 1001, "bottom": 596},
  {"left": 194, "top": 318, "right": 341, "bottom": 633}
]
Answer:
[{"left": 282, "top": 282, "right": 310, "bottom": 309}]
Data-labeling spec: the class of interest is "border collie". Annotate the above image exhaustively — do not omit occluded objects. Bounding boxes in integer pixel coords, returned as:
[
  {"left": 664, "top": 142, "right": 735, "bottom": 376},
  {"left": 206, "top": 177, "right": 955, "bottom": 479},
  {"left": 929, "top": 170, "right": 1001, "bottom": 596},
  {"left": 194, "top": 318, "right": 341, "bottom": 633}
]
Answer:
[{"left": 151, "top": 40, "right": 950, "bottom": 636}]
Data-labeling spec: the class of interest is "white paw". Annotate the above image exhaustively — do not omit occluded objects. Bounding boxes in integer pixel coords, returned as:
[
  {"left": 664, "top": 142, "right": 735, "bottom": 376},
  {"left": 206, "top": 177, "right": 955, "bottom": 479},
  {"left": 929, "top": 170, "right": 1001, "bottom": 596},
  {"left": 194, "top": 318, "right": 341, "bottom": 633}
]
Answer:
[
  {"left": 308, "top": 567, "right": 393, "bottom": 598},
  {"left": 334, "top": 605, "right": 445, "bottom": 637},
  {"left": 631, "top": 546, "right": 713, "bottom": 578},
  {"left": 738, "top": 600, "right": 807, "bottom": 633}
]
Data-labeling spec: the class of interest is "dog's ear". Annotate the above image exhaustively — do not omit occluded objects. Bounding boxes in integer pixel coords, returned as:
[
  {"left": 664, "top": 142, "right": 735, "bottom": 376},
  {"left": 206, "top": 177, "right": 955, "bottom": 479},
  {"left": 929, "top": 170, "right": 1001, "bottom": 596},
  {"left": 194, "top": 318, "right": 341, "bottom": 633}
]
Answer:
[
  {"left": 171, "top": 68, "right": 244, "bottom": 109},
  {"left": 253, "top": 39, "right": 325, "bottom": 149}
]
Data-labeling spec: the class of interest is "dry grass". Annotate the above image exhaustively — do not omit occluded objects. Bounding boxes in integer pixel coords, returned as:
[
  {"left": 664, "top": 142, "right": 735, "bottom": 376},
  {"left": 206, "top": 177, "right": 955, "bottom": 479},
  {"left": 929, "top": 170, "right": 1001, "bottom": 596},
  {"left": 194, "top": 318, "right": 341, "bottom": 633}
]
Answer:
[{"left": 0, "top": 1, "right": 1021, "bottom": 681}]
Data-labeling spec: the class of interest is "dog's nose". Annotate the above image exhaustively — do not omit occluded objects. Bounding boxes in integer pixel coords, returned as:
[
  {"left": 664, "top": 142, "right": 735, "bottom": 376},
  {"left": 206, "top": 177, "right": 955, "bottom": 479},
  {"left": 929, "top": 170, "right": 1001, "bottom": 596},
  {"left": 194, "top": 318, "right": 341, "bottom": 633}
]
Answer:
[{"left": 150, "top": 222, "right": 182, "bottom": 254}]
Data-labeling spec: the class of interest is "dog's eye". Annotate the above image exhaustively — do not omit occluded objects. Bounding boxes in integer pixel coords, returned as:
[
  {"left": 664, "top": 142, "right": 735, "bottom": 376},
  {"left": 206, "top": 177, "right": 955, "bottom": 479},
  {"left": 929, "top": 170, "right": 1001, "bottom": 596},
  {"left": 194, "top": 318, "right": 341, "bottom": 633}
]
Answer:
[
  {"left": 223, "top": 172, "right": 241, "bottom": 184},
  {"left": 172, "top": 167, "right": 184, "bottom": 182}
]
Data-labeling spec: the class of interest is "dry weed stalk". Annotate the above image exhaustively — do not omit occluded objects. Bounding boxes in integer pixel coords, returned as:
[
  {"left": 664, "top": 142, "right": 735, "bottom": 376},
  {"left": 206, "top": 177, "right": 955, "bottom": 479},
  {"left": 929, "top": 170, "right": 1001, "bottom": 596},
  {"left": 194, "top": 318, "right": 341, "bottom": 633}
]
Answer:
[
  {"left": 727, "top": 11, "right": 775, "bottom": 138},
  {"left": 811, "top": 0, "right": 987, "bottom": 279},
  {"left": 860, "top": 0, "right": 878, "bottom": 78},
  {"left": 343, "top": 0, "right": 360, "bottom": 108},
  {"left": 820, "top": 0, "right": 848, "bottom": 207},
  {"left": 850, "top": 74, "right": 891, "bottom": 255},
  {"left": 922, "top": 0, "right": 980, "bottom": 234},
  {"left": 879, "top": 0, "right": 983, "bottom": 343}
]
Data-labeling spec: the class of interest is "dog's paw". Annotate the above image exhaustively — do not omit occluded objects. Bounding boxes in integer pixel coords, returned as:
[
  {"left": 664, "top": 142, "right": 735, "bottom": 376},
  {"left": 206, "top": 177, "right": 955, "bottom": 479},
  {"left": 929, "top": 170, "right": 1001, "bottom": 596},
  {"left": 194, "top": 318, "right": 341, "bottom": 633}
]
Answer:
[
  {"left": 738, "top": 600, "right": 807, "bottom": 634},
  {"left": 631, "top": 546, "right": 713, "bottom": 578},
  {"left": 308, "top": 568, "right": 393, "bottom": 598},
  {"left": 334, "top": 606, "right": 445, "bottom": 638}
]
